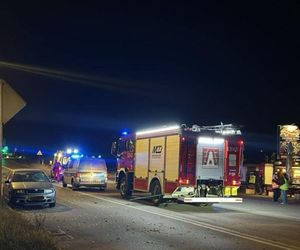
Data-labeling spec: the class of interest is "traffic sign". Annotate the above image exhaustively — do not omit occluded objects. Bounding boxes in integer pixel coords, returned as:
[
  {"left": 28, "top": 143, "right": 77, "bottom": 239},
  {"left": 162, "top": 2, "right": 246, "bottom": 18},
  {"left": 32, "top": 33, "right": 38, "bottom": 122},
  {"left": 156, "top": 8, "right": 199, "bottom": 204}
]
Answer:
[
  {"left": 0, "top": 79, "right": 26, "bottom": 205},
  {"left": 1, "top": 79, "right": 26, "bottom": 124},
  {"left": 37, "top": 150, "right": 43, "bottom": 156}
]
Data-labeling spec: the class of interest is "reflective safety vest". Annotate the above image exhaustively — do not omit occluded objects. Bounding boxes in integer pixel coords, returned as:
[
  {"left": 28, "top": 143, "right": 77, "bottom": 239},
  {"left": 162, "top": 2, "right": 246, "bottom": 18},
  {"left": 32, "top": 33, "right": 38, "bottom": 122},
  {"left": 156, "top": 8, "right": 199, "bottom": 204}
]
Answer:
[{"left": 280, "top": 177, "right": 289, "bottom": 191}]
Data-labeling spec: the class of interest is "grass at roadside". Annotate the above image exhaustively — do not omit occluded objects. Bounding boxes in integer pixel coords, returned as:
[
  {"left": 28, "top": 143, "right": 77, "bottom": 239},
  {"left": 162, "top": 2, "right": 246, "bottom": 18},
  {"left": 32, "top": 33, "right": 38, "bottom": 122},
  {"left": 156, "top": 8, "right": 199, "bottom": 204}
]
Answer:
[{"left": 0, "top": 206, "right": 57, "bottom": 250}]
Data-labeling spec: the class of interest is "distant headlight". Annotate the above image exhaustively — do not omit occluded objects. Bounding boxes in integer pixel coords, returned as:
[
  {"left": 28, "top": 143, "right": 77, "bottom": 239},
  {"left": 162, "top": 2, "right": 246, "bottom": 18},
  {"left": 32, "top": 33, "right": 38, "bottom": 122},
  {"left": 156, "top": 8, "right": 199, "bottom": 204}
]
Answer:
[
  {"left": 15, "top": 189, "right": 26, "bottom": 194},
  {"left": 44, "top": 189, "right": 55, "bottom": 194}
]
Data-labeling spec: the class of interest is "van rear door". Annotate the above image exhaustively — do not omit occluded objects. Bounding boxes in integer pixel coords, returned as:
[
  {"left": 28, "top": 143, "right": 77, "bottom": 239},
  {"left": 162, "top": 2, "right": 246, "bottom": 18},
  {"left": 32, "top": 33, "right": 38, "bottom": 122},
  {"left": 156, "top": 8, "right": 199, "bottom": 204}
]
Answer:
[{"left": 78, "top": 158, "right": 107, "bottom": 184}]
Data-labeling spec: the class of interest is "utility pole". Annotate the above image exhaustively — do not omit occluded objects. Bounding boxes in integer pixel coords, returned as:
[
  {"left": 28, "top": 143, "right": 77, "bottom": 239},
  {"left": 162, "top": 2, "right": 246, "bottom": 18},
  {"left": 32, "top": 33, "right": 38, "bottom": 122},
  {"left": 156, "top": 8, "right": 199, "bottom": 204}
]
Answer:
[{"left": 286, "top": 141, "right": 293, "bottom": 180}]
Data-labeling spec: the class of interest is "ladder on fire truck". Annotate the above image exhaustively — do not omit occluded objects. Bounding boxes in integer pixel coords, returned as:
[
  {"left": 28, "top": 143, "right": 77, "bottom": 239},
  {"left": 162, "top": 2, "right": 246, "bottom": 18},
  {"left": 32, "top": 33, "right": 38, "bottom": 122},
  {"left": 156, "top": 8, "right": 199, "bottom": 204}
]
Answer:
[{"left": 186, "top": 123, "right": 242, "bottom": 135}]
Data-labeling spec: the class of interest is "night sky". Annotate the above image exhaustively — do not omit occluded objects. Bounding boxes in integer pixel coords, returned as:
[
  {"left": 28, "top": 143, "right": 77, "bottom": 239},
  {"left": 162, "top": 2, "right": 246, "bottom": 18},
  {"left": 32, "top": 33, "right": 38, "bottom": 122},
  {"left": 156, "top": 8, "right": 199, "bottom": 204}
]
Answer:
[{"left": 0, "top": 2, "right": 299, "bottom": 162}]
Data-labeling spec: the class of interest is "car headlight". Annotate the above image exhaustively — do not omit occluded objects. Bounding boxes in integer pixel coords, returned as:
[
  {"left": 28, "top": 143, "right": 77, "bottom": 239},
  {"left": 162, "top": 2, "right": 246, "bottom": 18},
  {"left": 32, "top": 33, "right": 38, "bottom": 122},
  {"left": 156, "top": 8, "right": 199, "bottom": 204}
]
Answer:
[
  {"left": 44, "top": 189, "right": 55, "bottom": 194},
  {"left": 15, "top": 189, "right": 26, "bottom": 194}
]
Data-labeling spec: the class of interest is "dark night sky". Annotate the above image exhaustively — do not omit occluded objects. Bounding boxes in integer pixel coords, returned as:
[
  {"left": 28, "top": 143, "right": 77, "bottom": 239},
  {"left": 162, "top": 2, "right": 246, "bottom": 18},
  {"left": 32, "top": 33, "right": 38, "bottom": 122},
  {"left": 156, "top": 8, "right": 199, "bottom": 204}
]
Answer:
[{"left": 0, "top": 2, "right": 299, "bottom": 162}]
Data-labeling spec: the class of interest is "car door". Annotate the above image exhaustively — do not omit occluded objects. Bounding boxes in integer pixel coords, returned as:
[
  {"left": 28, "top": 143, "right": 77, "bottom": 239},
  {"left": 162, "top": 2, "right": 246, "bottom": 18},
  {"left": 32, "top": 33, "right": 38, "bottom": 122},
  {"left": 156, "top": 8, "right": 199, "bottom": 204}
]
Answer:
[{"left": 65, "top": 159, "right": 77, "bottom": 184}]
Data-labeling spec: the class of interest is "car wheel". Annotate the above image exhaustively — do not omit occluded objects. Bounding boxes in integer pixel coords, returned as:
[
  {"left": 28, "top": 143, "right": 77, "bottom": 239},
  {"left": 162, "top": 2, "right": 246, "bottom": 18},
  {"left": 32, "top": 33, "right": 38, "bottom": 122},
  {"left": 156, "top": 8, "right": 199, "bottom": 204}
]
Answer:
[
  {"left": 71, "top": 180, "right": 78, "bottom": 191},
  {"left": 62, "top": 178, "right": 67, "bottom": 187},
  {"left": 49, "top": 202, "right": 56, "bottom": 208},
  {"left": 7, "top": 193, "right": 15, "bottom": 207}
]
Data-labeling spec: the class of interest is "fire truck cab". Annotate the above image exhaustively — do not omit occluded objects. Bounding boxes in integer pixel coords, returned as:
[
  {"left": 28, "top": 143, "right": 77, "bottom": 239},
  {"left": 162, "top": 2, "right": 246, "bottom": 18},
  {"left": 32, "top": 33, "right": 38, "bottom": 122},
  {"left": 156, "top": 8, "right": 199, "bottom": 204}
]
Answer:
[{"left": 112, "top": 124, "right": 244, "bottom": 204}]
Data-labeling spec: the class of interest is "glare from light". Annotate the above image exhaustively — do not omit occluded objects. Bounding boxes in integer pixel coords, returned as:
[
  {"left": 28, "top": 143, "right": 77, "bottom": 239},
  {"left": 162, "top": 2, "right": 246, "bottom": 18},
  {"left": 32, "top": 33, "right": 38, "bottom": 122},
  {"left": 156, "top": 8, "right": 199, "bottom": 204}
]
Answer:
[
  {"left": 198, "top": 137, "right": 224, "bottom": 145},
  {"left": 136, "top": 125, "right": 180, "bottom": 136},
  {"left": 73, "top": 149, "right": 79, "bottom": 154},
  {"left": 221, "top": 129, "right": 241, "bottom": 135},
  {"left": 71, "top": 154, "right": 81, "bottom": 159},
  {"left": 66, "top": 148, "right": 72, "bottom": 154},
  {"left": 284, "top": 125, "right": 298, "bottom": 132}
]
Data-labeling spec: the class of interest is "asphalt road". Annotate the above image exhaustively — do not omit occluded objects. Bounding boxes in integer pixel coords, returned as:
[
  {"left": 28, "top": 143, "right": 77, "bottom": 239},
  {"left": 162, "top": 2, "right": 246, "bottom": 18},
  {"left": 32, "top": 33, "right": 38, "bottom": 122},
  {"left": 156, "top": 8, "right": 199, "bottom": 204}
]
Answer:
[{"left": 2, "top": 160, "right": 300, "bottom": 250}]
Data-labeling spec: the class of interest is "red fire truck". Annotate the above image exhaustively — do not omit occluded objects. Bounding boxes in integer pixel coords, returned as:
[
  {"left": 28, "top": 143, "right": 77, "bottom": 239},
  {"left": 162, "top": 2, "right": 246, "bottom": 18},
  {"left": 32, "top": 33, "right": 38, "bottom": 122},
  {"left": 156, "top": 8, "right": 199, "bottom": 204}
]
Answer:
[{"left": 111, "top": 124, "right": 244, "bottom": 204}]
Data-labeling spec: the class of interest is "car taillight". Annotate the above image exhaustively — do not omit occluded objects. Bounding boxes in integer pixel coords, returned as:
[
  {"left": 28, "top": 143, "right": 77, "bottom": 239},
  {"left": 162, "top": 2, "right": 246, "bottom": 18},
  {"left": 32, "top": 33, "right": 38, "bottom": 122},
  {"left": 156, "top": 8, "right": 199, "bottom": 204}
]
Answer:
[
  {"left": 179, "top": 178, "right": 189, "bottom": 185},
  {"left": 232, "top": 180, "right": 240, "bottom": 186}
]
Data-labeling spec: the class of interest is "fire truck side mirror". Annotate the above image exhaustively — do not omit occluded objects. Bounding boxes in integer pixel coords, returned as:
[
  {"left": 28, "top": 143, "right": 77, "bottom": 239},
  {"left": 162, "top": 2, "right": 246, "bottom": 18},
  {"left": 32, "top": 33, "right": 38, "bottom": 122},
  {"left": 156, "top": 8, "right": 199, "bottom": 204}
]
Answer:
[
  {"left": 126, "top": 140, "right": 135, "bottom": 153},
  {"left": 111, "top": 142, "right": 117, "bottom": 156}
]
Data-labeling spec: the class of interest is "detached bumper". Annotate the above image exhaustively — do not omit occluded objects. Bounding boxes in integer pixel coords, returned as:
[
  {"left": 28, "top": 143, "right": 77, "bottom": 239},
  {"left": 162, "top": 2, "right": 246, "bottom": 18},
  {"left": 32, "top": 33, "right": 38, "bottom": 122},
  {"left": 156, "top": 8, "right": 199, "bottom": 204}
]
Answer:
[{"left": 177, "top": 197, "right": 243, "bottom": 203}]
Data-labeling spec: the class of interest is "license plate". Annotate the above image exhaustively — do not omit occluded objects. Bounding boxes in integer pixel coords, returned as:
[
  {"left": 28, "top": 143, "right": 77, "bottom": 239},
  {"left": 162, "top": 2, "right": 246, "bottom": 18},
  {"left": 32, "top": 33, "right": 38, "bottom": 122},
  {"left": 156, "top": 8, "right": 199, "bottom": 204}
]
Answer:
[
  {"left": 30, "top": 196, "right": 44, "bottom": 201},
  {"left": 81, "top": 178, "right": 100, "bottom": 183}
]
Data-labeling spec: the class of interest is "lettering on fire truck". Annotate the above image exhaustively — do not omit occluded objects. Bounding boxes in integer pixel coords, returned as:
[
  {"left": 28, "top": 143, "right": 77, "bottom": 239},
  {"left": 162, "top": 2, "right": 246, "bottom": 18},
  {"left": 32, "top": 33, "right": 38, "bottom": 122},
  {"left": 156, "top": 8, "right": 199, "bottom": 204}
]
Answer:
[
  {"left": 152, "top": 145, "right": 163, "bottom": 154},
  {"left": 152, "top": 145, "right": 163, "bottom": 159}
]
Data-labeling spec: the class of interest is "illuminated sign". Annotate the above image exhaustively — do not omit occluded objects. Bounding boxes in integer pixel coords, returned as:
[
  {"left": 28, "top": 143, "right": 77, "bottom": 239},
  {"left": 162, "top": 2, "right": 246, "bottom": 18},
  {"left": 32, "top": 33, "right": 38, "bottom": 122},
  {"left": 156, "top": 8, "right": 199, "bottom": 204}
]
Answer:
[{"left": 279, "top": 124, "right": 300, "bottom": 158}]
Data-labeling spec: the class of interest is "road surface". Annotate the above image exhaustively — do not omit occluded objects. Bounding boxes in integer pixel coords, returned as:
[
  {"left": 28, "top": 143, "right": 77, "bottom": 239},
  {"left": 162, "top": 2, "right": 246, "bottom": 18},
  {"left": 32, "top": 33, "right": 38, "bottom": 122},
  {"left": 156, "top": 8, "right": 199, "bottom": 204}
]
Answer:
[{"left": 2, "top": 160, "right": 300, "bottom": 250}]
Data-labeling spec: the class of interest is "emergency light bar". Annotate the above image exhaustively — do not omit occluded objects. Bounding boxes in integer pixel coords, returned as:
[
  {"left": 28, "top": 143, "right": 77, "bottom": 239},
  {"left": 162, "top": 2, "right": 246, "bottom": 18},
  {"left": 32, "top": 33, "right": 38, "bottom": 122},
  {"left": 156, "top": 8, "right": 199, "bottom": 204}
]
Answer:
[
  {"left": 136, "top": 125, "right": 180, "bottom": 136},
  {"left": 198, "top": 137, "right": 224, "bottom": 144}
]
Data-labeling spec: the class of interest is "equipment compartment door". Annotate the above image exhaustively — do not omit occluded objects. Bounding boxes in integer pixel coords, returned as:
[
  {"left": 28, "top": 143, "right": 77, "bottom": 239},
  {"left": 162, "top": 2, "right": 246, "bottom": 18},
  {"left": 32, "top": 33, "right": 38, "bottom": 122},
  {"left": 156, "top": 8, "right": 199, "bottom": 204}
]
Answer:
[
  {"left": 148, "top": 137, "right": 165, "bottom": 193},
  {"left": 134, "top": 138, "right": 149, "bottom": 191},
  {"left": 165, "top": 135, "right": 180, "bottom": 193}
]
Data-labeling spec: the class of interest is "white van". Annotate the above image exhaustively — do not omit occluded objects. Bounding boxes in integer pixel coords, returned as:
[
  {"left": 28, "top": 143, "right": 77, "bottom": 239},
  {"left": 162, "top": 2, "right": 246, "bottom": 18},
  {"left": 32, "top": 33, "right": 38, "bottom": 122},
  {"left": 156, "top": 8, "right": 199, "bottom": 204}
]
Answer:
[{"left": 62, "top": 157, "right": 107, "bottom": 191}]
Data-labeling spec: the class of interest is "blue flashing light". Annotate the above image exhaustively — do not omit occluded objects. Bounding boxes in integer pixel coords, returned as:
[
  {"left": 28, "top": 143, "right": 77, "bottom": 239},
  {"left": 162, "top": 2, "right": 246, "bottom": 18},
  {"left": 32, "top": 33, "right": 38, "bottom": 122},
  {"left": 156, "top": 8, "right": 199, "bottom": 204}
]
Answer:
[{"left": 122, "top": 131, "right": 128, "bottom": 136}]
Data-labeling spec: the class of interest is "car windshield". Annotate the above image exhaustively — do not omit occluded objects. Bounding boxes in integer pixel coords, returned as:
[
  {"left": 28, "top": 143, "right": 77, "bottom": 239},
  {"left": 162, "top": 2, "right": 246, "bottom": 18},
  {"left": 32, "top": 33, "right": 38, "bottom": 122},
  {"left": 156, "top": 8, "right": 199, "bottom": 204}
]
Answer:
[{"left": 12, "top": 171, "right": 50, "bottom": 182}]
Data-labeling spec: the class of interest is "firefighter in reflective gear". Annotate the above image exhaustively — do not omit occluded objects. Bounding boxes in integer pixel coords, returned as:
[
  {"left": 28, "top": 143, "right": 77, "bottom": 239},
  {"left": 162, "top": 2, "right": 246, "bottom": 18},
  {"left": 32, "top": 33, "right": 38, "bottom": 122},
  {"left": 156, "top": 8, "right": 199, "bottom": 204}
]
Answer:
[{"left": 279, "top": 171, "right": 289, "bottom": 205}]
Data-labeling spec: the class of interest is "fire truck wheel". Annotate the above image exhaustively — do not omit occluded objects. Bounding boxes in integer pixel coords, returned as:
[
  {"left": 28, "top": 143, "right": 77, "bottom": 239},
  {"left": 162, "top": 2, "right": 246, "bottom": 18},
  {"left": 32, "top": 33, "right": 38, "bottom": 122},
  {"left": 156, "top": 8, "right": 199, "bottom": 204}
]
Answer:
[
  {"left": 151, "top": 180, "right": 162, "bottom": 206},
  {"left": 120, "top": 176, "right": 130, "bottom": 199}
]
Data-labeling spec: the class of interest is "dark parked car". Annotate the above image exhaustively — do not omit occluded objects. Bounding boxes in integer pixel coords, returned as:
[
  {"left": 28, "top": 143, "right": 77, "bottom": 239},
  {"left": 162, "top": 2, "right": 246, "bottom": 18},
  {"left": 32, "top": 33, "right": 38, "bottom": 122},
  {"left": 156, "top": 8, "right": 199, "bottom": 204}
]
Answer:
[{"left": 3, "top": 169, "right": 56, "bottom": 207}]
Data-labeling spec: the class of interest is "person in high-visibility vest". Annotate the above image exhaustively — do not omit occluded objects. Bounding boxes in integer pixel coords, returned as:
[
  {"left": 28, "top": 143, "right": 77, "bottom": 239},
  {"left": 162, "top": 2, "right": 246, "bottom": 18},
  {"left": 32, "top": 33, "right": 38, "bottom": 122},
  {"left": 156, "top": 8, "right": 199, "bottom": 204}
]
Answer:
[{"left": 279, "top": 171, "right": 289, "bottom": 205}]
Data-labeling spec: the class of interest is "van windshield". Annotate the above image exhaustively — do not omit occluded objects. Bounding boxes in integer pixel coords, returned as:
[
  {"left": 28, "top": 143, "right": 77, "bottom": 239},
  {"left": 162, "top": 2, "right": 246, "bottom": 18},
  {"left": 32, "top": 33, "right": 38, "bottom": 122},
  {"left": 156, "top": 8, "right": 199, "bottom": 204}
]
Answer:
[{"left": 79, "top": 158, "right": 107, "bottom": 171}]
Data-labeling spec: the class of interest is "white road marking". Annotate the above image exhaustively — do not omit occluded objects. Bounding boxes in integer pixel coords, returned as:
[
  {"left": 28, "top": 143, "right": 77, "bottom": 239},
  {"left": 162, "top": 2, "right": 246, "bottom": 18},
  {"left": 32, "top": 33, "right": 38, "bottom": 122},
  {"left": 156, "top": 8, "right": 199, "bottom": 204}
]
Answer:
[{"left": 48, "top": 229, "right": 74, "bottom": 240}]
